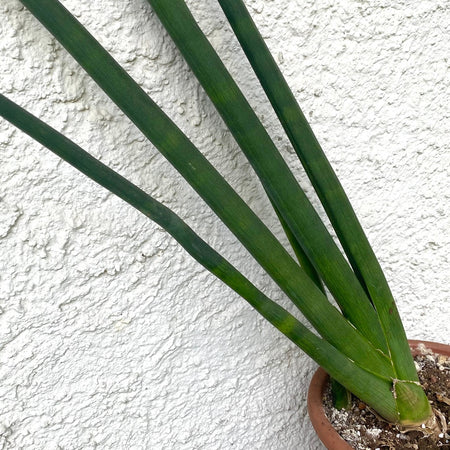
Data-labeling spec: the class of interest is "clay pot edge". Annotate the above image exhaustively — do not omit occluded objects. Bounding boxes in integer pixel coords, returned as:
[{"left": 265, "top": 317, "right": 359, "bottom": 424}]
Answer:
[{"left": 307, "top": 339, "right": 450, "bottom": 450}]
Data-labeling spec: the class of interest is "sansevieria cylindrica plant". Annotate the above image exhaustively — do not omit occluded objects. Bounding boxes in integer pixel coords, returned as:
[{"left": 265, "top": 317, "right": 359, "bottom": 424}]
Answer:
[{"left": 0, "top": 0, "right": 442, "bottom": 437}]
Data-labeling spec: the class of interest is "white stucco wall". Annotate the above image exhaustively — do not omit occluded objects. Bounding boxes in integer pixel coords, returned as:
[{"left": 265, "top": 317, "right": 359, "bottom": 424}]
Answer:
[{"left": 0, "top": 0, "right": 448, "bottom": 448}]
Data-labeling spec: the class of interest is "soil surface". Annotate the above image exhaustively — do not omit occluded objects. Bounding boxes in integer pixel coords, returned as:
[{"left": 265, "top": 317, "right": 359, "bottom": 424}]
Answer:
[{"left": 324, "top": 344, "right": 450, "bottom": 449}]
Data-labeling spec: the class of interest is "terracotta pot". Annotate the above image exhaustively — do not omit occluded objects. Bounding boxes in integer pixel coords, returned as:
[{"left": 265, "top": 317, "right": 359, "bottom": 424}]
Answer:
[{"left": 307, "top": 340, "right": 450, "bottom": 450}]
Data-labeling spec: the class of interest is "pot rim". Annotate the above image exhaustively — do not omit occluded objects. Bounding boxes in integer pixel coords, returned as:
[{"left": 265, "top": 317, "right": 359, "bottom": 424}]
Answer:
[{"left": 307, "top": 339, "right": 450, "bottom": 450}]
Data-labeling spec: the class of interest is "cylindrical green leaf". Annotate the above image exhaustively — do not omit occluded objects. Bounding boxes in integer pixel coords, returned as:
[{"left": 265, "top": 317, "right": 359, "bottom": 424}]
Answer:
[
  {"left": 217, "top": 0, "right": 416, "bottom": 382},
  {"left": 18, "top": 0, "right": 392, "bottom": 376},
  {"left": 0, "top": 93, "right": 403, "bottom": 424},
  {"left": 146, "top": 0, "right": 388, "bottom": 354}
]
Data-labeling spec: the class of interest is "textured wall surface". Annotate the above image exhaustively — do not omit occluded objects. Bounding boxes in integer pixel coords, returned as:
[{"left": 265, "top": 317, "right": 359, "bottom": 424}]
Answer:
[{"left": 0, "top": 0, "right": 448, "bottom": 449}]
